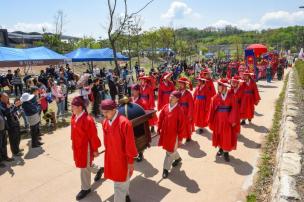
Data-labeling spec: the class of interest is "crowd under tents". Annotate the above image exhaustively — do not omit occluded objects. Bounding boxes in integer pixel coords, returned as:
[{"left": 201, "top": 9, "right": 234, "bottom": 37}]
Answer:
[{"left": 0, "top": 46, "right": 69, "bottom": 68}]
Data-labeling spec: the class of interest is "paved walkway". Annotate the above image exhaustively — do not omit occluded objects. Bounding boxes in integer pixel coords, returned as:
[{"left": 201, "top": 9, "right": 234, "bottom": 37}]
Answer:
[{"left": 0, "top": 76, "right": 287, "bottom": 202}]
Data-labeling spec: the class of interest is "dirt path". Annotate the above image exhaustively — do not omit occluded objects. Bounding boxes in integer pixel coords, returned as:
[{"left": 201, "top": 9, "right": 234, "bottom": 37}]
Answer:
[{"left": 0, "top": 74, "right": 287, "bottom": 202}]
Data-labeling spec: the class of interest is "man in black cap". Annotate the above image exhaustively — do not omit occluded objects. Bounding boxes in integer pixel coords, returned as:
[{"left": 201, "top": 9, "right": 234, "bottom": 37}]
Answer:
[
  {"left": 0, "top": 106, "right": 10, "bottom": 167},
  {"left": 0, "top": 92, "right": 23, "bottom": 157}
]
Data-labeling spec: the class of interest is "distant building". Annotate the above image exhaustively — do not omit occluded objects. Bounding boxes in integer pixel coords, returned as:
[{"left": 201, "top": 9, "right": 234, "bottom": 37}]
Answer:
[
  {"left": 0, "top": 29, "right": 9, "bottom": 46},
  {"left": 0, "top": 29, "right": 80, "bottom": 47}
]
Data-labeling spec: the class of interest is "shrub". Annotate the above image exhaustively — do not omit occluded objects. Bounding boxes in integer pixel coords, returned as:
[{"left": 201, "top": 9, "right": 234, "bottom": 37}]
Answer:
[{"left": 295, "top": 60, "right": 304, "bottom": 88}]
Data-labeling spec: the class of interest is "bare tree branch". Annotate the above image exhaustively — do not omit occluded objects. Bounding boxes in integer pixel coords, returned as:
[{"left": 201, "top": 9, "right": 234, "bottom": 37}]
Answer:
[
  {"left": 106, "top": 0, "right": 155, "bottom": 73},
  {"left": 129, "top": 0, "right": 154, "bottom": 17}
]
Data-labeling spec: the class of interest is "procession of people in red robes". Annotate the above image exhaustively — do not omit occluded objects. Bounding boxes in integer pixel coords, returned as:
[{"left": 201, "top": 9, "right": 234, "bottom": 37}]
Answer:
[{"left": 70, "top": 65, "right": 263, "bottom": 201}]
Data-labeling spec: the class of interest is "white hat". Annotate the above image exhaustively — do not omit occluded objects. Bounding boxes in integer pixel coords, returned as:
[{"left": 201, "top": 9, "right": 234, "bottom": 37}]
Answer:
[{"left": 20, "top": 93, "right": 35, "bottom": 102}]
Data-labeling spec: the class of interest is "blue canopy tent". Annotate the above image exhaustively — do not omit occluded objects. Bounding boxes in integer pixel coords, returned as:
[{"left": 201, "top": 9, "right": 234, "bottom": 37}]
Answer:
[
  {"left": 65, "top": 48, "right": 129, "bottom": 62},
  {"left": 64, "top": 48, "right": 92, "bottom": 62},
  {"left": 92, "top": 48, "right": 129, "bottom": 61},
  {"left": 0, "top": 46, "right": 68, "bottom": 67},
  {"left": 158, "top": 48, "right": 172, "bottom": 53},
  {"left": 0, "top": 47, "right": 27, "bottom": 61},
  {"left": 25, "top": 47, "right": 67, "bottom": 61},
  {"left": 205, "top": 52, "right": 214, "bottom": 58}
]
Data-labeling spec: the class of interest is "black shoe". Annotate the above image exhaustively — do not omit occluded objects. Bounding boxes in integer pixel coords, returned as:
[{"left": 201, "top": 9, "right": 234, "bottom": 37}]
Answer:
[
  {"left": 94, "top": 167, "right": 104, "bottom": 182},
  {"left": 216, "top": 148, "right": 223, "bottom": 156},
  {"left": 136, "top": 152, "right": 143, "bottom": 162},
  {"left": 0, "top": 162, "right": 5, "bottom": 168},
  {"left": 3, "top": 157, "right": 14, "bottom": 162},
  {"left": 126, "top": 195, "right": 131, "bottom": 202},
  {"left": 172, "top": 158, "right": 182, "bottom": 167},
  {"left": 76, "top": 189, "right": 91, "bottom": 201},
  {"left": 162, "top": 169, "right": 169, "bottom": 179},
  {"left": 13, "top": 152, "right": 24, "bottom": 157},
  {"left": 186, "top": 138, "right": 192, "bottom": 142},
  {"left": 240, "top": 120, "right": 246, "bottom": 125},
  {"left": 37, "top": 142, "right": 44, "bottom": 146},
  {"left": 224, "top": 152, "right": 230, "bottom": 162},
  {"left": 32, "top": 143, "right": 42, "bottom": 148}
]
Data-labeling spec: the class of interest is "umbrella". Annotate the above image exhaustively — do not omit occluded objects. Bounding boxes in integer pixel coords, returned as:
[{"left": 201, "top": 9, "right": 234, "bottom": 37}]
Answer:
[{"left": 246, "top": 44, "right": 268, "bottom": 57}]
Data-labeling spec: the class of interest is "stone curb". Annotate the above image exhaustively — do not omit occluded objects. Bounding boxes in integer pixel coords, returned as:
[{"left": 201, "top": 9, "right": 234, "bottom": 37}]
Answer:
[{"left": 271, "top": 70, "right": 303, "bottom": 201}]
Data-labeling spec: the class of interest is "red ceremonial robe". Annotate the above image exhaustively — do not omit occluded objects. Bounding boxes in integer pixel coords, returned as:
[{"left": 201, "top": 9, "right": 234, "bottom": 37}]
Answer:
[
  {"left": 193, "top": 84, "right": 211, "bottom": 128},
  {"left": 71, "top": 112, "right": 101, "bottom": 168},
  {"left": 158, "top": 104, "right": 185, "bottom": 152},
  {"left": 227, "top": 64, "right": 232, "bottom": 79},
  {"left": 179, "top": 90, "right": 194, "bottom": 139},
  {"left": 140, "top": 85, "right": 155, "bottom": 109},
  {"left": 102, "top": 114, "right": 138, "bottom": 182},
  {"left": 132, "top": 97, "right": 148, "bottom": 110},
  {"left": 208, "top": 92, "right": 239, "bottom": 151},
  {"left": 140, "top": 85, "right": 158, "bottom": 126},
  {"left": 157, "top": 80, "right": 175, "bottom": 111},
  {"left": 206, "top": 78, "right": 216, "bottom": 97},
  {"left": 240, "top": 79, "right": 261, "bottom": 120},
  {"left": 229, "top": 86, "right": 243, "bottom": 134}
]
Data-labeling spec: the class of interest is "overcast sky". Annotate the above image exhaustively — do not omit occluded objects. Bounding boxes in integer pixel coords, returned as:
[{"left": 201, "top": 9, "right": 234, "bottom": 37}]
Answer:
[{"left": 1, "top": 0, "right": 304, "bottom": 38}]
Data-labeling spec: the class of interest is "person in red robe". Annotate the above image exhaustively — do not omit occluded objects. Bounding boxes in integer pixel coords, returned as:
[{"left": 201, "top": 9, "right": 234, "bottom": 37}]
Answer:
[
  {"left": 240, "top": 70, "right": 261, "bottom": 125},
  {"left": 139, "top": 76, "right": 158, "bottom": 132},
  {"left": 238, "top": 63, "right": 246, "bottom": 78},
  {"left": 227, "top": 62, "right": 233, "bottom": 79},
  {"left": 208, "top": 79, "right": 238, "bottom": 162},
  {"left": 177, "top": 77, "right": 194, "bottom": 143},
  {"left": 157, "top": 72, "right": 175, "bottom": 111},
  {"left": 158, "top": 91, "right": 185, "bottom": 178},
  {"left": 131, "top": 84, "right": 148, "bottom": 110},
  {"left": 193, "top": 77, "right": 211, "bottom": 134},
  {"left": 200, "top": 68, "right": 216, "bottom": 97},
  {"left": 130, "top": 84, "right": 150, "bottom": 162},
  {"left": 139, "top": 76, "right": 155, "bottom": 109},
  {"left": 229, "top": 76, "right": 244, "bottom": 136},
  {"left": 101, "top": 99, "right": 138, "bottom": 202},
  {"left": 70, "top": 96, "right": 103, "bottom": 201}
]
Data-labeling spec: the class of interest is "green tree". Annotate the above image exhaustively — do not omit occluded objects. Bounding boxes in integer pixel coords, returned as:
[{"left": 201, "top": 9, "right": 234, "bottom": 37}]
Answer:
[{"left": 142, "top": 29, "right": 160, "bottom": 68}]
